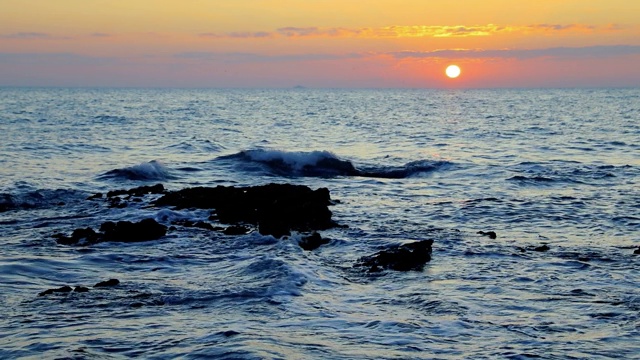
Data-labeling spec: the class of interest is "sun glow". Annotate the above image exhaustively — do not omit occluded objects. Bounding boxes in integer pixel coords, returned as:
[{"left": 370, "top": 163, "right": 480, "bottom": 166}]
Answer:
[{"left": 446, "top": 65, "right": 461, "bottom": 78}]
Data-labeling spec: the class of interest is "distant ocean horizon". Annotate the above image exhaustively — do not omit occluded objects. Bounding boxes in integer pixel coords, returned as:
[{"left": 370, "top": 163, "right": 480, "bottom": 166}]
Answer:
[{"left": 1, "top": 87, "right": 638, "bottom": 358}]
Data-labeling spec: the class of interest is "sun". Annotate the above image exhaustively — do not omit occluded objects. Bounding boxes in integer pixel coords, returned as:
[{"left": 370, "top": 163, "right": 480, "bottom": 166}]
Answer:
[{"left": 445, "top": 65, "right": 461, "bottom": 79}]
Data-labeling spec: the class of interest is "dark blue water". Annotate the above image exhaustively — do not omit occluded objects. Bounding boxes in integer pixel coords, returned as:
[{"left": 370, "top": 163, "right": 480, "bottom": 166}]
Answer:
[{"left": 1, "top": 88, "right": 639, "bottom": 359}]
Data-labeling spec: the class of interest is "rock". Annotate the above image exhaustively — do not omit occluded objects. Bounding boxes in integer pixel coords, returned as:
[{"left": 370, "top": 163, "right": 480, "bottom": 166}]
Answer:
[
  {"left": 108, "top": 198, "right": 127, "bottom": 208},
  {"left": 478, "top": 231, "right": 497, "bottom": 239},
  {"left": 94, "top": 279, "right": 120, "bottom": 288},
  {"left": 517, "top": 244, "right": 551, "bottom": 253},
  {"left": 533, "top": 244, "right": 550, "bottom": 252},
  {"left": 154, "top": 183, "right": 337, "bottom": 238},
  {"left": 257, "top": 220, "right": 290, "bottom": 238},
  {"left": 106, "top": 184, "right": 165, "bottom": 198},
  {"left": 55, "top": 219, "right": 166, "bottom": 246},
  {"left": 100, "top": 218, "right": 167, "bottom": 242},
  {"left": 39, "top": 285, "right": 73, "bottom": 296},
  {"left": 74, "top": 286, "right": 90, "bottom": 293},
  {"left": 355, "top": 239, "right": 433, "bottom": 272},
  {"left": 53, "top": 227, "right": 100, "bottom": 245},
  {"left": 633, "top": 247, "right": 640, "bottom": 255},
  {"left": 223, "top": 225, "right": 251, "bottom": 235},
  {"left": 299, "top": 232, "right": 330, "bottom": 251}
]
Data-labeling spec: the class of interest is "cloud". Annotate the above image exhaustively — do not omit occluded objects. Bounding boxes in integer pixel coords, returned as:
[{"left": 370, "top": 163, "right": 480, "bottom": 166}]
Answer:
[
  {"left": 0, "top": 32, "right": 73, "bottom": 40},
  {"left": 174, "top": 51, "right": 362, "bottom": 63},
  {"left": 1, "top": 32, "right": 53, "bottom": 39},
  {"left": 0, "top": 52, "right": 119, "bottom": 65},
  {"left": 390, "top": 45, "right": 640, "bottom": 60},
  {"left": 90, "top": 32, "right": 112, "bottom": 38},
  {"left": 199, "top": 31, "right": 273, "bottom": 39},
  {"left": 275, "top": 27, "right": 358, "bottom": 37},
  {"left": 198, "top": 23, "right": 610, "bottom": 40}
]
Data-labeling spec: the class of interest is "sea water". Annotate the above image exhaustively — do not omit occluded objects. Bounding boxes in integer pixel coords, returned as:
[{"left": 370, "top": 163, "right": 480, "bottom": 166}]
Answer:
[{"left": 0, "top": 88, "right": 638, "bottom": 359}]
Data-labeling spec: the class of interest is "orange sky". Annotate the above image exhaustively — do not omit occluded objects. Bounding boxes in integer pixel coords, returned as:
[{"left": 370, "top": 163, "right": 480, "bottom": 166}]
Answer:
[{"left": 1, "top": 0, "right": 639, "bottom": 87}]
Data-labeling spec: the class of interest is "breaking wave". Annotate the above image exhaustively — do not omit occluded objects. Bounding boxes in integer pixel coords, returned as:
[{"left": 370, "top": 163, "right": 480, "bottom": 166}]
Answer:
[{"left": 218, "top": 149, "right": 451, "bottom": 179}]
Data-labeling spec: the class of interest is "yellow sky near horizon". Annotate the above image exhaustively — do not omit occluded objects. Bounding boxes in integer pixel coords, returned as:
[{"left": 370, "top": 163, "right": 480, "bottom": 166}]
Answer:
[
  {"left": 3, "top": 0, "right": 639, "bottom": 31},
  {"left": 1, "top": 0, "right": 639, "bottom": 87}
]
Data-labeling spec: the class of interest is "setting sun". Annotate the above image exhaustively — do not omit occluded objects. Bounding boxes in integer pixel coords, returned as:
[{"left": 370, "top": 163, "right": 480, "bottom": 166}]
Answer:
[{"left": 446, "top": 65, "right": 461, "bottom": 79}]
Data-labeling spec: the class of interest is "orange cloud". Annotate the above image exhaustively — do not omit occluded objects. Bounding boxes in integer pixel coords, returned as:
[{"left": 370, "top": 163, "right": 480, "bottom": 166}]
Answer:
[{"left": 198, "top": 23, "right": 611, "bottom": 39}]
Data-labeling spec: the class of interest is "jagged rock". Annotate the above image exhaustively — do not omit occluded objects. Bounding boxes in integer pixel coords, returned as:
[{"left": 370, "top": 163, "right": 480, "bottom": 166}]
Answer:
[
  {"left": 39, "top": 285, "right": 73, "bottom": 296},
  {"left": 299, "top": 232, "right": 330, "bottom": 251},
  {"left": 355, "top": 239, "right": 434, "bottom": 272},
  {"left": 94, "top": 279, "right": 120, "bottom": 288},
  {"left": 154, "top": 183, "right": 336, "bottom": 238},
  {"left": 478, "top": 231, "right": 497, "bottom": 239}
]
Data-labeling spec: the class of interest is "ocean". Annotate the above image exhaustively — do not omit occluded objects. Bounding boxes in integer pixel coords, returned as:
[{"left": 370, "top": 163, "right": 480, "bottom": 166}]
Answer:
[{"left": 0, "top": 88, "right": 638, "bottom": 359}]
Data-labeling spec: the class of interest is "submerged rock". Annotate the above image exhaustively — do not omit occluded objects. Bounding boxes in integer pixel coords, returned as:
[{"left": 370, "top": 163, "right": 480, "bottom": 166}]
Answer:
[
  {"left": 154, "top": 183, "right": 336, "bottom": 238},
  {"left": 517, "top": 244, "right": 551, "bottom": 253},
  {"left": 355, "top": 239, "right": 434, "bottom": 272},
  {"left": 38, "top": 285, "right": 73, "bottom": 296},
  {"left": 299, "top": 232, "right": 330, "bottom": 251}
]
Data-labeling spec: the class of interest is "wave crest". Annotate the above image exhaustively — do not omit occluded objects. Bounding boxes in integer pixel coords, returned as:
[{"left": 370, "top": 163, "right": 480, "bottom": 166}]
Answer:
[
  {"left": 218, "top": 149, "right": 451, "bottom": 179},
  {"left": 99, "top": 161, "right": 174, "bottom": 181}
]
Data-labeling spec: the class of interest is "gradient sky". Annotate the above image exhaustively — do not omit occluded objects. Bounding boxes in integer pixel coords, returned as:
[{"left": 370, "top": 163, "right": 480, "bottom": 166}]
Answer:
[{"left": 1, "top": 0, "right": 639, "bottom": 88}]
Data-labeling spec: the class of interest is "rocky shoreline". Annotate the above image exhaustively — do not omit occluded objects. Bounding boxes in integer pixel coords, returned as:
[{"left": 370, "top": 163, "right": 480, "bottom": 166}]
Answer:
[{"left": 50, "top": 183, "right": 434, "bottom": 275}]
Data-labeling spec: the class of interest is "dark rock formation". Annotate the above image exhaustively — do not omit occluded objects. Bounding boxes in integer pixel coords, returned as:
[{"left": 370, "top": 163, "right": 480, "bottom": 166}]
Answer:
[
  {"left": 154, "top": 183, "right": 336, "bottom": 238},
  {"left": 94, "top": 279, "right": 120, "bottom": 288},
  {"left": 534, "top": 244, "right": 550, "bottom": 252},
  {"left": 299, "top": 232, "right": 330, "bottom": 251},
  {"left": 223, "top": 225, "right": 251, "bottom": 235},
  {"left": 106, "top": 183, "right": 165, "bottom": 198},
  {"left": 74, "top": 286, "right": 90, "bottom": 293},
  {"left": 39, "top": 285, "right": 73, "bottom": 296},
  {"left": 355, "top": 239, "right": 433, "bottom": 272},
  {"left": 100, "top": 219, "right": 167, "bottom": 242},
  {"left": 517, "top": 244, "right": 551, "bottom": 253},
  {"left": 634, "top": 247, "right": 640, "bottom": 255},
  {"left": 54, "top": 218, "right": 166, "bottom": 245},
  {"left": 52, "top": 227, "right": 100, "bottom": 245},
  {"left": 478, "top": 231, "right": 497, "bottom": 239}
]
